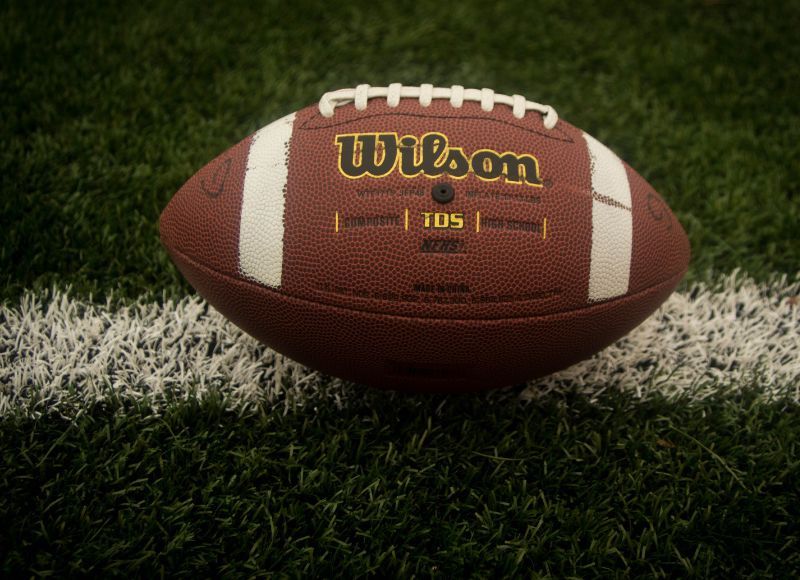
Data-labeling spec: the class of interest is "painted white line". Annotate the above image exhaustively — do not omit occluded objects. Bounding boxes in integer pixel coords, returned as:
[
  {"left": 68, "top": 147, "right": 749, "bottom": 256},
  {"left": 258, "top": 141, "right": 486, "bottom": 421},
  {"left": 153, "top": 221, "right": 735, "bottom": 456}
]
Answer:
[
  {"left": 523, "top": 270, "right": 799, "bottom": 403},
  {"left": 1, "top": 271, "right": 798, "bottom": 416}
]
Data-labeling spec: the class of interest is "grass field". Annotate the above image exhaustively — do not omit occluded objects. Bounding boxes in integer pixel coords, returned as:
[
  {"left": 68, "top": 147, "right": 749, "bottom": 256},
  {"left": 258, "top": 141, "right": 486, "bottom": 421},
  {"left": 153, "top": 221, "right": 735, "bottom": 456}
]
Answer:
[{"left": 2, "top": 0, "right": 799, "bottom": 576}]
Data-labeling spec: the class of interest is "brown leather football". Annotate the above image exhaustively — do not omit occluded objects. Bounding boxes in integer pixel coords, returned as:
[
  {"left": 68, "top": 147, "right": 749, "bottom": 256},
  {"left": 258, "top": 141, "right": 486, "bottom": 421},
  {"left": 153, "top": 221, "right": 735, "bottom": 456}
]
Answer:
[{"left": 160, "top": 84, "right": 690, "bottom": 392}]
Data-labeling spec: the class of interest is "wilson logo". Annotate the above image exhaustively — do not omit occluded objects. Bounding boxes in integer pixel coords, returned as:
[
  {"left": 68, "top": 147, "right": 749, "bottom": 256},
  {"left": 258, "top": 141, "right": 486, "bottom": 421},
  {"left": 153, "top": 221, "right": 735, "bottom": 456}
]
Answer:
[{"left": 335, "top": 132, "right": 543, "bottom": 187}]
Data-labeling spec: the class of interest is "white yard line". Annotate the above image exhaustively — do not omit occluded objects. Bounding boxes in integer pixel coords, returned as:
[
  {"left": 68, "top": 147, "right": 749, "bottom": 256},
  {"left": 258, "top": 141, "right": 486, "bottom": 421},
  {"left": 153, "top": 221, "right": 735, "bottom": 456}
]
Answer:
[{"left": 1, "top": 271, "right": 798, "bottom": 416}]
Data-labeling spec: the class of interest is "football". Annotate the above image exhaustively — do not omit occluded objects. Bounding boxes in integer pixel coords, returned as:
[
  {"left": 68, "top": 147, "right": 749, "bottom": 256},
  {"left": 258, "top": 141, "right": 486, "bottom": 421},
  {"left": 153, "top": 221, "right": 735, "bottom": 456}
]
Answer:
[{"left": 160, "top": 84, "right": 690, "bottom": 392}]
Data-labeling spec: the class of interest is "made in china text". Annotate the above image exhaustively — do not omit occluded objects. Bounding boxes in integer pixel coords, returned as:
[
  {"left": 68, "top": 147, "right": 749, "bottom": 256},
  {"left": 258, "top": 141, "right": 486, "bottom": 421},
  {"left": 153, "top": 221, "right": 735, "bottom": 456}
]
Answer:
[{"left": 335, "top": 132, "right": 543, "bottom": 187}]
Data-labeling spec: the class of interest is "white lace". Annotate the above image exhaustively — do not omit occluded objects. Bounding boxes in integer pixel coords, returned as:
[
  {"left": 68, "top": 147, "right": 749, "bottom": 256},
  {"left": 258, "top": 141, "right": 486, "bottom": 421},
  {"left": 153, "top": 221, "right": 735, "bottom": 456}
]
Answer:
[{"left": 318, "top": 83, "right": 558, "bottom": 129}]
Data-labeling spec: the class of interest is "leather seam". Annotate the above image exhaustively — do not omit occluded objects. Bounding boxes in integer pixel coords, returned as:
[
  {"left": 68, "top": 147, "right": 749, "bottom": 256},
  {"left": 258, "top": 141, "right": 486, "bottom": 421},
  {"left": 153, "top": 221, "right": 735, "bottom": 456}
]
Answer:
[
  {"left": 298, "top": 110, "right": 574, "bottom": 144},
  {"left": 168, "top": 245, "right": 686, "bottom": 323}
]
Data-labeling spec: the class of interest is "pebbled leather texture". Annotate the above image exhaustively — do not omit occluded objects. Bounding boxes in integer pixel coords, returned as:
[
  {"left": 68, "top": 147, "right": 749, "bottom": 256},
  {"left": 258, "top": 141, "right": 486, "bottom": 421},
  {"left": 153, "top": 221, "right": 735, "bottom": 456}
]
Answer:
[{"left": 160, "top": 94, "right": 690, "bottom": 391}]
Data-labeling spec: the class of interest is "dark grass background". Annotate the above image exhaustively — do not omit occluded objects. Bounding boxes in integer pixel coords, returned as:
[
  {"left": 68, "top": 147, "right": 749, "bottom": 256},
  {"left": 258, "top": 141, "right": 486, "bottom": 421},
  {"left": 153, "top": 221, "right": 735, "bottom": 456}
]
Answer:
[
  {"left": 2, "top": 0, "right": 800, "bottom": 576},
  {"left": 2, "top": 0, "right": 799, "bottom": 301},
  {"left": 3, "top": 390, "right": 799, "bottom": 577}
]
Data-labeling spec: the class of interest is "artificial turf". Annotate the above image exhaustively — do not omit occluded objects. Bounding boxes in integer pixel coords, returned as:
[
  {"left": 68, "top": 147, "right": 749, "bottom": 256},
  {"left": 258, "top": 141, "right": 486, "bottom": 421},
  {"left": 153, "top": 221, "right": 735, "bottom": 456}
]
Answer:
[
  {"left": 2, "top": 389, "right": 799, "bottom": 577},
  {"left": 1, "top": 0, "right": 799, "bottom": 576}
]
